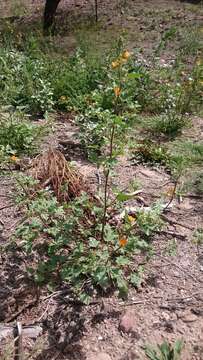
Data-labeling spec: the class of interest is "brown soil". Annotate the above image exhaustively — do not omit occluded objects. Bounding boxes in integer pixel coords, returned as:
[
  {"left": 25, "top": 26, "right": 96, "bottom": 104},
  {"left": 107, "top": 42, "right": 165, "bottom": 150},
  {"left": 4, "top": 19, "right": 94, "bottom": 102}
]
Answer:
[
  {"left": 0, "top": 1, "right": 203, "bottom": 359},
  {"left": 1, "top": 115, "right": 203, "bottom": 359}
]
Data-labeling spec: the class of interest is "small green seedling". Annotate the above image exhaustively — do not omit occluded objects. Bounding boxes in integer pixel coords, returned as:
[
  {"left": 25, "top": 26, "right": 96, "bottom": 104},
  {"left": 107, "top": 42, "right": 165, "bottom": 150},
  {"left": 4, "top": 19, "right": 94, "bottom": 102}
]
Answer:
[{"left": 144, "top": 339, "right": 184, "bottom": 360}]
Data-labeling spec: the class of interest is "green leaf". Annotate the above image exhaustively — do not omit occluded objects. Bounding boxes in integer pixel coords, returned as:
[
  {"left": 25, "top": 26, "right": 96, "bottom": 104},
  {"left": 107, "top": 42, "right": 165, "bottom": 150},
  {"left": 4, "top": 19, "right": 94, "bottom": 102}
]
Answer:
[
  {"left": 128, "top": 72, "right": 142, "bottom": 79},
  {"left": 34, "top": 272, "right": 45, "bottom": 284},
  {"left": 116, "top": 256, "right": 130, "bottom": 266},
  {"left": 116, "top": 192, "right": 134, "bottom": 202},
  {"left": 79, "top": 292, "right": 91, "bottom": 305},
  {"left": 116, "top": 276, "right": 128, "bottom": 298},
  {"left": 159, "top": 341, "right": 170, "bottom": 358},
  {"left": 130, "top": 272, "right": 142, "bottom": 288},
  {"left": 89, "top": 237, "right": 100, "bottom": 248},
  {"left": 104, "top": 224, "right": 117, "bottom": 243},
  {"left": 144, "top": 345, "right": 159, "bottom": 360},
  {"left": 174, "top": 339, "right": 184, "bottom": 356}
]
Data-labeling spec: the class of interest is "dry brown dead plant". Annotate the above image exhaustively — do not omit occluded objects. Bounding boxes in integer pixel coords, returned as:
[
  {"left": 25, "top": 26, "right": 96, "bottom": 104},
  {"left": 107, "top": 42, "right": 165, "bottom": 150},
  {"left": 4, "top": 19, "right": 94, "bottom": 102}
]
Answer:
[{"left": 30, "top": 148, "right": 86, "bottom": 202}]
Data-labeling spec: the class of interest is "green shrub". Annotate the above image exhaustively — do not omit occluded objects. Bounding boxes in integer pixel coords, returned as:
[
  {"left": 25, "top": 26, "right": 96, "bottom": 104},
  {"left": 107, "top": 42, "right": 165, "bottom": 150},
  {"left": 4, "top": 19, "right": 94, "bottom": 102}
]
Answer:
[
  {"left": 0, "top": 49, "right": 54, "bottom": 114},
  {"left": 15, "top": 182, "right": 162, "bottom": 304},
  {"left": 0, "top": 112, "right": 46, "bottom": 156}
]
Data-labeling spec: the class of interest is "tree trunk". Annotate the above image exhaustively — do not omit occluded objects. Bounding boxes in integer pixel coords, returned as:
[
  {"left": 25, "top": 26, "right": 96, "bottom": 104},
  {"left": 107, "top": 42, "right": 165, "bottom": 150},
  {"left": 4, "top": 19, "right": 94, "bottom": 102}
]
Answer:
[{"left": 43, "top": 0, "right": 61, "bottom": 34}]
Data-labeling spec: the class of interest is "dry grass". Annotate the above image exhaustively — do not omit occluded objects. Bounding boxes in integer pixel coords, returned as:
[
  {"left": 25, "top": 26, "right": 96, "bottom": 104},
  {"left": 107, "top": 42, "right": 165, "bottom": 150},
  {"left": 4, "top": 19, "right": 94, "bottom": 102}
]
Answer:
[{"left": 30, "top": 148, "right": 86, "bottom": 202}]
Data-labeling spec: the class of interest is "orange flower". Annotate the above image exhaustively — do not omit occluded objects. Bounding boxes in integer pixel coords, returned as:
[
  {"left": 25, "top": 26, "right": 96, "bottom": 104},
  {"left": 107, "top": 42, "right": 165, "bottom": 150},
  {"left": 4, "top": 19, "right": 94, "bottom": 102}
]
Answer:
[
  {"left": 119, "top": 236, "right": 128, "bottom": 247},
  {"left": 120, "top": 58, "right": 127, "bottom": 65},
  {"left": 114, "top": 86, "right": 121, "bottom": 97},
  {"left": 122, "top": 50, "right": 130, "bottom": 60},
  {"left": 10, "top": 155, "right": 18, "bottom": 162},
  {"left": 112, "top": 60, "right": 120, "bottom": 69}
]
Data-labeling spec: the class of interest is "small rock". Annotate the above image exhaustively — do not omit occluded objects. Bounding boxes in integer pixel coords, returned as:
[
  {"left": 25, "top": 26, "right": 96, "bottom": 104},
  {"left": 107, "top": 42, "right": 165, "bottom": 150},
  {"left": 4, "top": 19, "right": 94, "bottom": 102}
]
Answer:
[
  {"left": 182, "top": 313, "right": 198, "bottom": 323},
  {"left": 119, "top": 310, "right": 137, "bottom": 334},
  {"left": 88, "top": 352, "right": 112, "bottom": 360}
]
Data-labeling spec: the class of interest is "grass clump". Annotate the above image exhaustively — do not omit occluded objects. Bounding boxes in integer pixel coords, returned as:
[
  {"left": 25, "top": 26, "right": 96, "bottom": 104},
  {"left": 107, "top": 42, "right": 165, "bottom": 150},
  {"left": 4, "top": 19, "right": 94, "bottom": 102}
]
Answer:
[
  {"left": 144, "top": 339, "right": 184, "bottom": 360},
  {"left": 131, "top": 139, "right": 170, "bottom": 167},
  {"left": 150, "top": 114, "right": 190, "bottom": 138}
]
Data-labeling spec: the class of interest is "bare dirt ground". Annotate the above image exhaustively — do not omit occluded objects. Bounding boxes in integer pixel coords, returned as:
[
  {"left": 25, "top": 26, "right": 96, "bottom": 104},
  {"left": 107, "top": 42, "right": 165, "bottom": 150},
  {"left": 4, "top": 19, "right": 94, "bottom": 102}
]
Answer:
[{"left": 0, "top": 1, "right": 203, "bottom": 359}]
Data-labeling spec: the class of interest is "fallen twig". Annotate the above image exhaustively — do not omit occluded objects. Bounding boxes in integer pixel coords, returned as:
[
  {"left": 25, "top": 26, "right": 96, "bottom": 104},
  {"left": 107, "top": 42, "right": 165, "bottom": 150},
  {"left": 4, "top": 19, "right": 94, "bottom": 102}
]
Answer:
[
  {"left": 163, "top": 179, "right": 179, "bottom": 211},
  {"left": 14, "top": 322, "right": 23, "bottom": 360},
  {"left": 41, "top": 290, "right": 63, "bottom": 301},
  {"left": 161, "top": 214, "right": 195, "bottom": 231},
  {"left": 38, "top": 298, "right": 53, "bottom": 321},
  {"left": 183, "top": 194, "right": 203, "bottom": 199},
  {"left": 118, "top": 300, "right": 149, "bottom": 306},
  {"left": 166, "top": 292, "right": 203, "bottom": 303},
  {"left": 0, "top": 204, "right": 15, "bottom": 211},
  {"left": 0, "top": 324, "right": 42, "bottom": 341},
  {"left": 157, "top": 229, "right": 187, "bottom": 240}
]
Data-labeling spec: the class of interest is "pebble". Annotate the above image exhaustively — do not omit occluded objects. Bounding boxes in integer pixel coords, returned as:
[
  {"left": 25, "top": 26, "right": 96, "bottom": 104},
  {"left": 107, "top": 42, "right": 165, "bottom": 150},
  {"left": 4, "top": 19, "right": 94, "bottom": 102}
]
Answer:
[
  {"left": 182, "top": 313, "right": 198, "bottom": 323},
  {"left": 119, "top": 310, "right": 138, "bottom": 335}
]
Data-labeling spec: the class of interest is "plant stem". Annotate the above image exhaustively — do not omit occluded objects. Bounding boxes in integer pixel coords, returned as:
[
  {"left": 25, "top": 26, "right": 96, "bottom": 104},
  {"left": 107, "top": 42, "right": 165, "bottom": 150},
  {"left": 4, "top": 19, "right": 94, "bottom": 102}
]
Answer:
[
  {"left": 164, "top": 178, "right": 179, "bottom": 211},
  {"left": 101, "top": 123, "right": 115, "bottom": 241},
  {"left": 100, "top": 47, "right": 122, "bottom": 241}
]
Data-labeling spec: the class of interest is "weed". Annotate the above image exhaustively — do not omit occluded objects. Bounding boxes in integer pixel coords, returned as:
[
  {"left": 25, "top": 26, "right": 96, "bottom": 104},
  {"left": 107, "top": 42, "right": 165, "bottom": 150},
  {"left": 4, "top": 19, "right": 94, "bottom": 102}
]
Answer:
[
  {"left": 178, "top": 26, "right": 202, "bottom": 58},
  {"left": 14, "top": 46, "right": 164, "bottom": 303},
  {"left": 15, "top": 183, "right": 159, "bottom": 303},
  {"left": 193, "top": 228, "right": 203, "bottom": 254},
  {"left": 180, "top": 169, "right": 203, "bottom": 195},
  {"left": 194, "top": 172, "right": 203, "bottom": 194},
  {"left": 144, "top": 339, "right": 184, "bottom": 360},
  {"left": 155, "top": 26, "right": 177, "bottom": 56},
  {"left": 0, "top": 111, "right": 46, "bottom": 157},
  {"left": 0, "top": 48, "right": 54, "bottom": 114},
  {"left": 151, "top": 113, "right": 189, "bottom": 138},
  {"left": 130, "top": 137, "right": 203, "bottom": 183},
  {"left": 131, "top": 139, "right": 170, "bottom": 167},
  {"left": 164, "top": 239, "right": 178, "bottom": 257},
  {"left": 168, "top": 140, "right": 203, "bottom": 177},
  {"left": 76, "top": 43, "right": 142, "bottom": 159}
]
